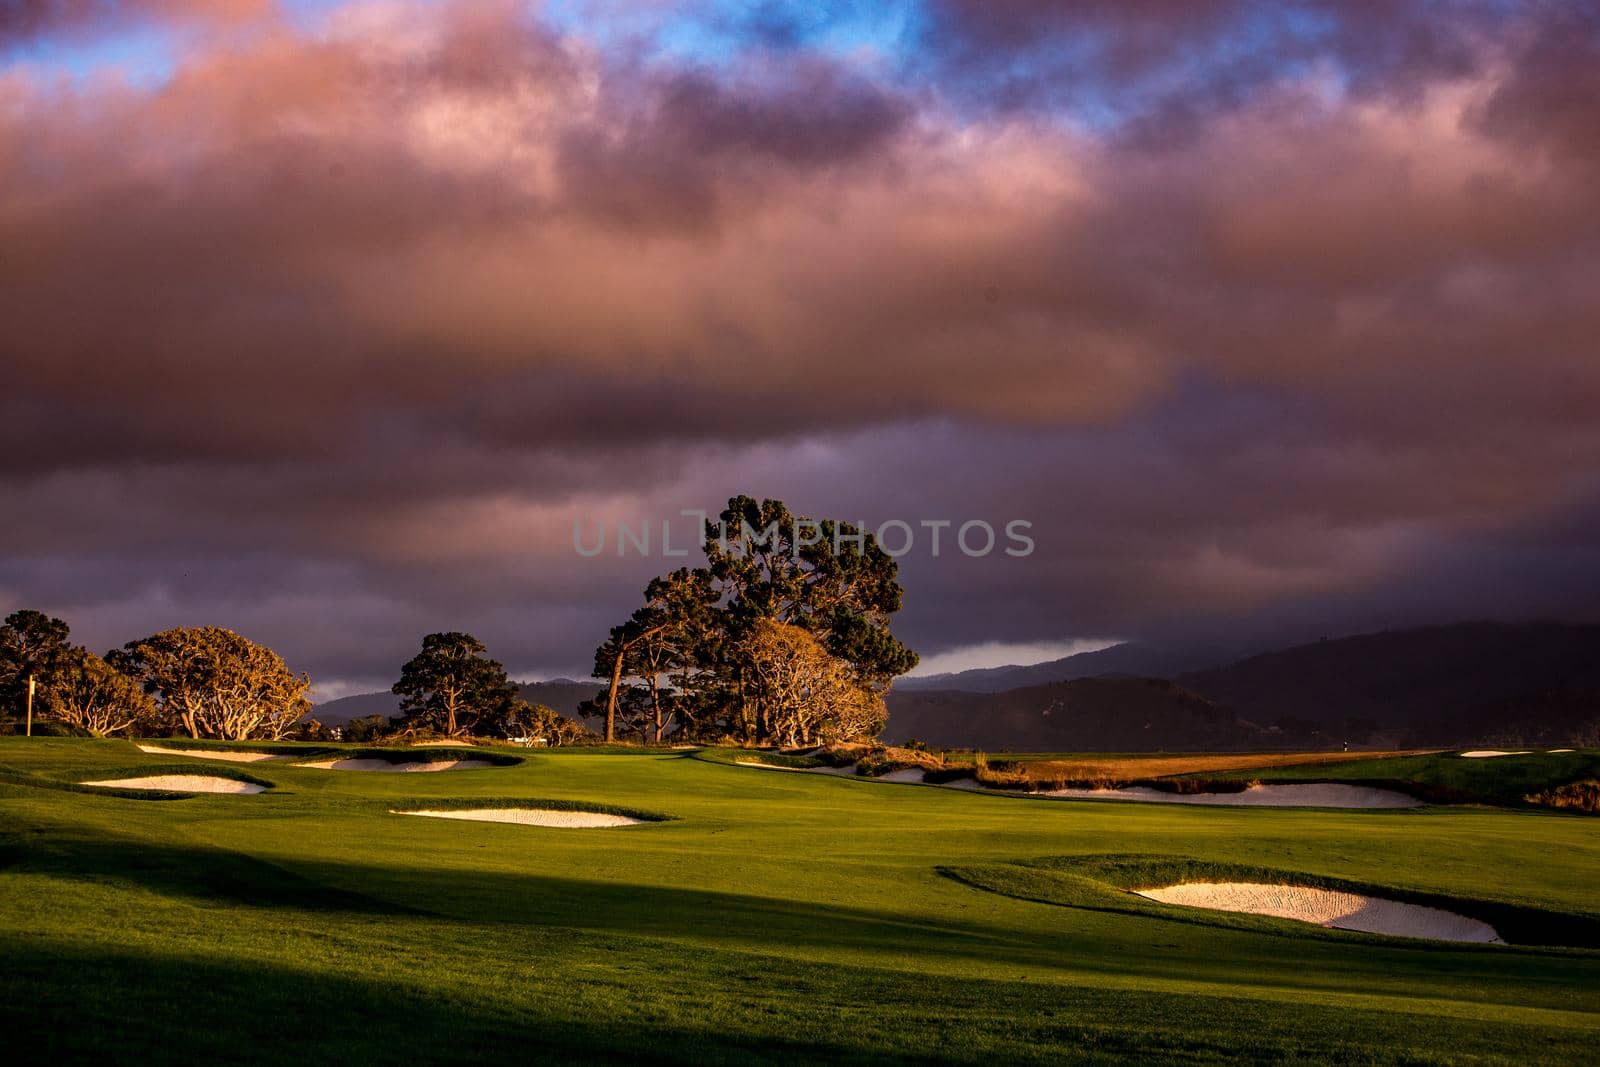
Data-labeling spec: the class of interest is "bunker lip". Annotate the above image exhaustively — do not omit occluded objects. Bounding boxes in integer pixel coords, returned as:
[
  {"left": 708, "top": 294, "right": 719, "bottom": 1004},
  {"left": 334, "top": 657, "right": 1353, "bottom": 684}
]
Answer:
[
  {"left": 296, "top": 758, "right": 494, "bottom": 772},
  {"left": 1041, "top": 782, "right": 1422, "bottom": 808},
  {"left": 735, "top": 759, "right": 859, "bottom": 776},
  {"left": 392, "top": 808, "right": 643, "bottom": 827},
  {"left": 83, "top": 775, "right": 267, "bottom": 794},
  {"left": 137, "top": 745, "right": 285, "bottom": 763},
  {"left": 1136, "top": 881, "right": 1502, "bottom": 943}
]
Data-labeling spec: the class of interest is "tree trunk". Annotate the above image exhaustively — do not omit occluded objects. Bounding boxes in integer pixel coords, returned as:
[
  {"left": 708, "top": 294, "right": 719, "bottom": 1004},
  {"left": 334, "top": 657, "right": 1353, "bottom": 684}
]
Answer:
[
  {"left": 604, "top": 648, "right": 624, "bottom": 742},
  {"left": 649, "top": 676, "right": 662, "bottom": 744}
]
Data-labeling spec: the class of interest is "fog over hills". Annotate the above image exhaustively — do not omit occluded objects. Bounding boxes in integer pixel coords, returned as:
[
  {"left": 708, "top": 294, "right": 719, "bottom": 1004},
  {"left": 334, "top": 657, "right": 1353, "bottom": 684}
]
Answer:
[{"left": 895, "top": 642, "right": 1234, "bottom": 694}]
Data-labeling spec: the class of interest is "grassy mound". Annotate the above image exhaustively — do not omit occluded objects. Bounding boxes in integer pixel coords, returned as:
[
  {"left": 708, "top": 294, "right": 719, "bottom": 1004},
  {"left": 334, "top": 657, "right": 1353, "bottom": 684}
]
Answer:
[
  {"left": 0, "top": 760, "right": 275, "bottom": 799},
  {"left": 1178, "top": 749, "right": 1600, "bottom": 811},
  {"left": 386, "top": 796, "right": 675, "bottom": 823},
  {"left": 298, "top": 746, "right": 524, "bottom": 768},
  {"left": 942, "top": 853, "right": 1600, "bottom": 948}
]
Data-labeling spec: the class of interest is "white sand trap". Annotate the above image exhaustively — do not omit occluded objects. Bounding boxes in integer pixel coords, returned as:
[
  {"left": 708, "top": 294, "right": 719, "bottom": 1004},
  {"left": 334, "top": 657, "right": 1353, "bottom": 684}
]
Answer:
[
  {"left": 735, "top": 759, "right": 859, "bottom": 776},
  {"left": 296, "top": 758, "right": 493, "bottom": 772},
  {"left": 84, "top": 775, "right": 265, "bottom": 794},
  {"left": 1138, "top": 882, "right": 1501, "bottom": 943},
  {"left": 409, "top": 741, "right": 479, "bottom": 748},
  {"left": 1042, "top": 782, "right": 1421, "bottom": 808},
  {"left": 395, "top": 808, "right": 641, "bottom": 828},
  {"left": 878, "top": 768, "right": 928, "bottom": 783},
  {"left": 1460, "top": 750, "right": 1531, "bottom": 758},
  {"left": 1548, "top": 748, "right": 1574, "bottom": 753},
  {"left": 137, "top": 744, "right": 284, "bottom": 763}
]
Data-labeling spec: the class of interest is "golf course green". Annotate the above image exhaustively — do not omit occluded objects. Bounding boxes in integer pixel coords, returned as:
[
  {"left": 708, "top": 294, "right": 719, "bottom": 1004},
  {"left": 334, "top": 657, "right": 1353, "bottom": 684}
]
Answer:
[{"left": 2, "top": 737, "right": 1597, "bottom": 1064}]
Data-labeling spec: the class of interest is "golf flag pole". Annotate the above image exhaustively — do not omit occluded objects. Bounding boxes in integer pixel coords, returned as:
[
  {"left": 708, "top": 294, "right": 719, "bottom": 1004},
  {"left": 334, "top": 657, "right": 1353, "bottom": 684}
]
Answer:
[{"left": 26, "top": 674, "right": 35, "bottom": 737}]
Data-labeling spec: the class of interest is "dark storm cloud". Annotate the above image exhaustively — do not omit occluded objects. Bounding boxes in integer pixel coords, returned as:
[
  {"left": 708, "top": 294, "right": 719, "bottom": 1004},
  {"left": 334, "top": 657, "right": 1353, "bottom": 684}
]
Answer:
[
  {"left": 557, "top": 61, "right": 915, "bottom": 232},
  {"left": 0, "top": 0, "right": 268, "bottom": 44},
  {"left": 2, "top": 0, "right": 1599, "bottom": 686}
]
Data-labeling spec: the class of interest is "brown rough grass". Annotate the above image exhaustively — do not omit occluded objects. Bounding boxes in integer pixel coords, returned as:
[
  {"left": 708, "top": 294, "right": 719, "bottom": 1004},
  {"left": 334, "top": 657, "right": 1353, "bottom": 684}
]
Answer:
[
  {"left": 990, "top": 750, "right": 1437, "bottom": 788},
  {"left": 1527, "top": 779, "right": 1600, "bottom": 814}
]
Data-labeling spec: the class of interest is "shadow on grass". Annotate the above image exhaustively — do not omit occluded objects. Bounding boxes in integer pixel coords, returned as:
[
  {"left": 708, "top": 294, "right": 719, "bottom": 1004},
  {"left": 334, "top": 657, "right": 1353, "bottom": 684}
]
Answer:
[
  {"left": 8, "top": 829, "right": 1600, "bottom": 1063},
  {"left": 0, "top": 938, "right": 938, "bottom": 1067},
  {"left": 5, "top": 830, "right": 423, "bottom": 916},
  {"left": 4, "top": 819, "right": 1028, "bottom": 959}
]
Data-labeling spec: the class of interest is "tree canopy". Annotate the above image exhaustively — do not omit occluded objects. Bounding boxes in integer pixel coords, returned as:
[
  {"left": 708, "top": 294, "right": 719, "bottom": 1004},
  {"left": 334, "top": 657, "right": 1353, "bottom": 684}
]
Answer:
[
  {"left": 590, "top": 495, "right": 918, "bottom": 743},
  {"left": 0, "top": 609, "right": 75, "bottom": 720},
  {"left": 392, "top": 632, "right": 517, "bottom": 737},
  {"left": 112, "top": 626, "right": 311, "bottom": 741},
  {"left": 47, "top": 648, "right": 158, "bottom": 737}
]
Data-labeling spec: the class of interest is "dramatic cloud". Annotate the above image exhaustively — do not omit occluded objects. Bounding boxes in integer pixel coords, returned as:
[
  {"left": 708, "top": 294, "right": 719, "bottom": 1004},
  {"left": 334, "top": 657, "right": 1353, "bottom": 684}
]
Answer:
[
  {"left": 2, "top": 0, "right": 1597, "bottom": 690},
  {"left": 0, "top": 0, "right": 270, "bottom": 44}
]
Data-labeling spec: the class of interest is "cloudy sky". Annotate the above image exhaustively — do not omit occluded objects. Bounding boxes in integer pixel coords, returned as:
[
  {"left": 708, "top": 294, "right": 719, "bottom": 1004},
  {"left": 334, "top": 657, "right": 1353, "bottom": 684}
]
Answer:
[{"left": 3, "top": 0, "right": 1598, "bottom": 697}]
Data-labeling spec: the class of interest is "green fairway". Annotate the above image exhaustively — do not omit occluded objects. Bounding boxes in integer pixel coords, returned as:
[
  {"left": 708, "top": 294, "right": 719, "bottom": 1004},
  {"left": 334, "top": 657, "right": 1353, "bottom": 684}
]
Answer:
[
  {"left": 1191, "top": 749, "right": 1600, "bottom": 808},
  {"left": 2, "top": 738, "right": 1597, "bottom": 1064}
]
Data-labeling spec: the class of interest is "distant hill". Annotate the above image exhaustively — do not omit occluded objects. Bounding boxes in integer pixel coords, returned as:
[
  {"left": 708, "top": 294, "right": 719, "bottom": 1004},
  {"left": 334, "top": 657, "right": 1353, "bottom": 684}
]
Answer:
[
  {"left": 517, "top": 679, "right": 604, "bottom": 729},
  {"left": 883, "top": 677, "right": 1287, "bottom": 751},
  {"left": 310, "top": 690, "right": 400, "bottom": 726},
  {"left": 882, "top": 621, "right": 1600, "bottom": 749},
  {"left": 312, "top": 679, "right": 600, "bottom": 727},
  {"left": 896, "top": 641, "right": 1229, "bottom": 693},
  {"left": 1177, "top": 622, "right": 1600, "bottom": 744}
]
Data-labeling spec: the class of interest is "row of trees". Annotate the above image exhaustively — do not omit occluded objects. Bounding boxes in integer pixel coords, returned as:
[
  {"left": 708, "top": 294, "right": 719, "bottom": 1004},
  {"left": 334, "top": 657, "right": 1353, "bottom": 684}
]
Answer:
[
  {"left": 0, "top": 610, "right": 311, "bottom": 739},
  {"left": 0, "top": 611, "right": 591, "bottom": 744},
  {"left": 2, "top": 495, "right": 920, "bottom": 747},
  {"left": 584, "top": 495, "right": 919, "bottom": 744}
]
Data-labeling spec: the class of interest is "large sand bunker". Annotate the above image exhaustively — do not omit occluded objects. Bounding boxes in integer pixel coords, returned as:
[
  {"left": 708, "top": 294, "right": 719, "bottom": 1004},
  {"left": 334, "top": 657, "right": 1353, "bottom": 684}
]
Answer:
[
  {"left": 296, "top": 758, "right": 494, "bottom": 772},
  {"left": 137, "top": 745, "right": 284, "bottom": 763},
  {"left": 1460, "top": 750, "right": 1531, "bottom": 758},
  {"left": 1138, "top": 882, "right": 1501, "bottom": 943},
  {"left": 83, "top": 775, "right": 266, "bottom": 794},
  {"left": 394, "top": 808, "right": 641, "bottom": 827},
  {"left": 1043, "top": 783, "right": 1422, "bottom": 808}
]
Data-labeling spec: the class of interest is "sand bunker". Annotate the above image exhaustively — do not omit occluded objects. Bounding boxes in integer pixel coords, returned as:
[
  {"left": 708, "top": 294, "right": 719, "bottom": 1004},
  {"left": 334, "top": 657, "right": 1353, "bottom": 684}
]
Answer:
[
  {"left": 1138, "top": 882, "right": 1501, "bottom": 943},
  {"left": 1042, "top": 782, "right": 1422, "bottom": 808},
  {"left": 1460, "top": 750, "right": 1531, "bottom": 758},
  {"left": 296, "top": 758, "right": 493, "bottom": 772},
  {"left": 1548, "top": 748, "right": 1574, "bottom": 753},
  {"left": 137, "top": 744, "right": 283, "bottom": 763},
  {"left": 394, "top": 808, "right": 641, "bottom": 827},
  {"left": 84, "top": 775, "right": 266, "bottom": 794},
  {"left": 878, "top": 768, "right": 928, "bottom": 783},
  {"left": 735, "top": 759, "right": 859, "bottom": 776}
]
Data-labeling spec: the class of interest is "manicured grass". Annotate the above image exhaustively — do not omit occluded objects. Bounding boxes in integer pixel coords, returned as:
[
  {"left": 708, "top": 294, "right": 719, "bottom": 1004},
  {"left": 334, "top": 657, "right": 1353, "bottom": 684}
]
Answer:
[
  {"left": 1187, "top": 749, "right": 1600, "bottom": 807},
  {"left": 2, "top": 737, "right": 1598, "bottom": 1064}
]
